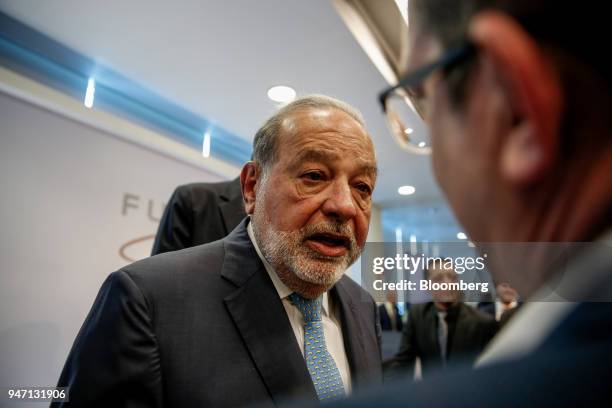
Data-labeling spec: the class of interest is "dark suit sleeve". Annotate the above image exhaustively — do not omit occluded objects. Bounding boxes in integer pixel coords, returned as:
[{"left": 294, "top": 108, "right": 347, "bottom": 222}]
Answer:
[
  {"left": 383, "top": 310, "right": 417, "bottom": 381},
  {"left": 151, "top": 186, "right": 193, "bottom": 255},
  {"left": 54, "top": 271, "right": 162, "bottom": 407}
]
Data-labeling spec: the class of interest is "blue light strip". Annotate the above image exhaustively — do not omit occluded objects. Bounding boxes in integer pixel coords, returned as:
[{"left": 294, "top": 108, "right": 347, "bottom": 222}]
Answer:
[{"left": 0, "top": 11, "right": 252, "bottom": 166}]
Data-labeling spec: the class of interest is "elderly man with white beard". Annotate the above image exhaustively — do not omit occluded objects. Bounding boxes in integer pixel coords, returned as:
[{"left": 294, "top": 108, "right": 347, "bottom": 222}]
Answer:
[{"left": 55, "top": 95, "right": 382, "bottom": 408}]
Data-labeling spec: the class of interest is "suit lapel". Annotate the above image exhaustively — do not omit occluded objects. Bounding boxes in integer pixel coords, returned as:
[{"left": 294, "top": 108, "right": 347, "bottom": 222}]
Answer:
[
  {"left": 221, "top": 220, "right": 316, "bottom": 404},
  {"left": 331, "top": 279, "right": 370, "bottom": 389}
]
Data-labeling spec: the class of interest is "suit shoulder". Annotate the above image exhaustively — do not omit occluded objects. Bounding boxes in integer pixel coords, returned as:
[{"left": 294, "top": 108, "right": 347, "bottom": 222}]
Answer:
[
  {"left": 172, "top": 181, "right": 237, "bottom": 211},
  {"left": 120, "top": 241, "right": 225, "bottom": 299},
  {"left": 176, "top": 180, "right": 233, "bottom": 197}
]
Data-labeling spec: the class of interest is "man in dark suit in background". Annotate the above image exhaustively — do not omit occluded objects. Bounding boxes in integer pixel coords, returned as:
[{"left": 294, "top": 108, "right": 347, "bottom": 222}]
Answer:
[
  {"left": 378, "top": 291, "right": 404, "bottom": 360},
  {"left": 151, "top": 177, "right": 245, "bottom": 255},
  {"left": 378, "top": 291, "right": 403, "bottom": 332},
  {"left": 325, "top": 0, "right": 612, "bottom": 405},
  {"left": 477, "top": 282, "right": 520, "bottom": 327},
  {"left": 55, "top": 95, "right": 382, "bottom": 407},
  {"left": 386, "top": 260, "right": 497, "bottom": 379}
]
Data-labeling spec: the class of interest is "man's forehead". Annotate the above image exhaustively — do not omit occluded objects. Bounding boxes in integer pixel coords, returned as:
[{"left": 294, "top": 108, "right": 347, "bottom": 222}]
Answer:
[
  {"left": 284, "top": 129, "right": 373, "bottom": 152},
  {"left": 278, "top": 108, "right": 374, "bottom": 151},
  {"left": 281, "top": 107, "right": 363, "bottom": 134}
]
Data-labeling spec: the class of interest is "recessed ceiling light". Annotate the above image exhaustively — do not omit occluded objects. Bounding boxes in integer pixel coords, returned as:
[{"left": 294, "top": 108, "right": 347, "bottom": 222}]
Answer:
[
  {"left": 404, "top": 128, "right": 414, "bottom": 134},
  {"left": 267, "top": 85, "right": 296, "bottom": 103},
  {"left": 398, "top": 185, "right": 416, "bottom": 195},
  {"left": 418, "top": 141, "right": 426, "bottom": 147},
  {"left": 202, "top": 130, "right": 211, "bottom": 158},
  {"left": 457, "top": 232, "right": 467, "bottom": 240},
  {"left": 84, "top": 77, "right": 95, "bottom": 108}
]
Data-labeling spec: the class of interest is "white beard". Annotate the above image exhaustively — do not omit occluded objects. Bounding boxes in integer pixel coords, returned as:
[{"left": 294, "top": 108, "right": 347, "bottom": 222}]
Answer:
[{"left": 251, "top": 199, "right": 360, "bottom": 290}]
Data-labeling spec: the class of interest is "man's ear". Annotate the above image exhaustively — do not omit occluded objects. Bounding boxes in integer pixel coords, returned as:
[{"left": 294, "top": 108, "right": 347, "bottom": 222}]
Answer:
[
  {"left": 240, "top": 161, "right": 260, "bottom": 215},
  {"left": 469, "top": 11, "right": 563, "bottom": 186}
]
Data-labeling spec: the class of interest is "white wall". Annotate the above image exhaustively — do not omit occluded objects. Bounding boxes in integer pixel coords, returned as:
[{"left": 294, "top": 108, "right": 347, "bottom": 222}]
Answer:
[{"left": 0, "top": 91, "right": 224, "bottom": 392}]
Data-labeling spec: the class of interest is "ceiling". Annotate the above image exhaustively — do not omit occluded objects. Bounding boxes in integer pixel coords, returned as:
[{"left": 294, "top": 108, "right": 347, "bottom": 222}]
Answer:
[{"left": 0, "top": 0, "right": 445, "bottom": 207}]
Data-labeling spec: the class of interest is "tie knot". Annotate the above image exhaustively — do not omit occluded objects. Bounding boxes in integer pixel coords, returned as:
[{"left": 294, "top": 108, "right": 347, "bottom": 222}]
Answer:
[{"left": 289, "top": 293, "right": 322, "bottom": 323}]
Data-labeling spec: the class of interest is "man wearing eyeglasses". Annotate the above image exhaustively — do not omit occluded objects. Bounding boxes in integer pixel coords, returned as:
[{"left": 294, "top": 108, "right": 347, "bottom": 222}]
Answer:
[{"left": 328, "top": 0, "right": 612, "bottom": 406}]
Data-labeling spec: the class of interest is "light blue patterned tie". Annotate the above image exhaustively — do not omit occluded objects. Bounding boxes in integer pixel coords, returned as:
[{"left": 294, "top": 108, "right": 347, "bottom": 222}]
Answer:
[{"left": 289, "top": 293, "right": 346, "bottom": 401}]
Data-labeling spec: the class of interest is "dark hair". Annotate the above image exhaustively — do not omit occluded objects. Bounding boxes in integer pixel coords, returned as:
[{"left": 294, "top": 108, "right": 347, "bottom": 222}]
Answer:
[
  {"left": 409, "top": 0, "right": 612, "bottom": 157},
  {"left": 410, "top": 0, "right": 612, "bottom": 104}
]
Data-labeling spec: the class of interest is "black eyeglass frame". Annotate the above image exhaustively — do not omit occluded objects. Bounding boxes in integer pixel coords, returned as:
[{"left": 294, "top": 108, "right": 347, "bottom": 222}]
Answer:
[{"left": 378, "top": 43, "right": 476, "bottom": 114}]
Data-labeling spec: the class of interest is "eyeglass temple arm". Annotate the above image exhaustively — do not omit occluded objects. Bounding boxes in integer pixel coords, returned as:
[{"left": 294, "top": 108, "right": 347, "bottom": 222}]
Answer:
[{"left": 378, "top": 43, "right": 474, "bottom": 113}]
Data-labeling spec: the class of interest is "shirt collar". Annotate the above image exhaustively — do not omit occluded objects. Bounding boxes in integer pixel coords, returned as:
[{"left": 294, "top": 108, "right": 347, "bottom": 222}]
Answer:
[{"left": 247, "top": 219, "right": 330, "bottom": 316}]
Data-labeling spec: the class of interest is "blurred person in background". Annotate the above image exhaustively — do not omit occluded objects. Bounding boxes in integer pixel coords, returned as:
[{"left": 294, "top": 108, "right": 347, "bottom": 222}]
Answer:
[
  {"left": 477, "top": 281, "right": 520, "bottom": 326},
  {"left": 378, "top": 290, "right": 405, "bottom": 360},
  {"left": 385, "top": 259, "right": 497, "bottom": 380},
  {"left": 151, "top": 177, "right": 245, "bottom": 255},
  {"left": 378, "top": 290, "right": 404, "bottom": 332}
]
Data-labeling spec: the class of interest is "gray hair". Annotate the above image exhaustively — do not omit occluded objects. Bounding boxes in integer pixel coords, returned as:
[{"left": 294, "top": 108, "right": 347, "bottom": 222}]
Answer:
[{"left": 252, "top": 94, "right": 366, "bottom": 174}]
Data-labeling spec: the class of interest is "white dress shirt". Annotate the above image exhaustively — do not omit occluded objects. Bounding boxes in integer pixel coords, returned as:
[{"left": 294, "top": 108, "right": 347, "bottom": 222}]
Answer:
[{"left": 247, "top": 222, "right": 352, "bottom": 394}]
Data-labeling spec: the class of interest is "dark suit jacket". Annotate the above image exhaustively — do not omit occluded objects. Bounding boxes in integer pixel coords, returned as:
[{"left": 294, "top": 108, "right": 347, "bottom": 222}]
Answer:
[
  {"left": 386, "top": 302, "right": 497, "bottom": 378},
  {"left": 323, "top": 301, "right": 612, "bottom": 408},
  {"left": 56, "top": 219, "right": 382, "bottom": 407},
  {"left": 151, "top": 177, "right": 246, "bottom": 255},
  {"left": 324, "top": 238, "right": 612, "bottom": 407},
  {"left": 378, "top": 304, "right": 403, "bottom": 331}
]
